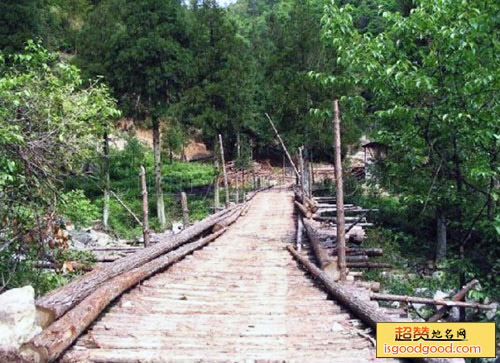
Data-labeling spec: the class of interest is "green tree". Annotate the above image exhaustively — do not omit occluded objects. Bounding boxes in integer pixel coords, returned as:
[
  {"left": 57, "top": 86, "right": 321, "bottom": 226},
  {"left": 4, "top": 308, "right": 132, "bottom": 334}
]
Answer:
[
  {"left": 0, "top": 0, "right": 40, "bottom": 53},
  {"left": 77, "top": 0, "right": 192, "bottom": 230},
  {"left": 0, "top": 42, "right": 119, "bottom": 290},
  {"left": 178, "top": 0, "right": 255, "bottom": 155},
  {"left": 318, "top": 0, "right": 500, "bottom": 297}
]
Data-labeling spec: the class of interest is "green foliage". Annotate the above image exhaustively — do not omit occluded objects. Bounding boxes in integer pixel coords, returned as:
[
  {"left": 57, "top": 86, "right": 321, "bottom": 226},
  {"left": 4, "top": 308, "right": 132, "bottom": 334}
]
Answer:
[
  {"left": 59, "top": 190, "right": 100, "bottom": 229},
  {"left": 0, "top": 0, "right": 41, "bottom": 53},
  {"left": 177, "top": 0, "right": 255, "bottom": 151},
  {"left": 319, "top": 0, "right": 500, "bottom": 280},
  {"left": 77, "top": 0, "right": 191, "bottom": 119},
  {"left": 0, "top": 42, "right": 118, "bottom": 293}
]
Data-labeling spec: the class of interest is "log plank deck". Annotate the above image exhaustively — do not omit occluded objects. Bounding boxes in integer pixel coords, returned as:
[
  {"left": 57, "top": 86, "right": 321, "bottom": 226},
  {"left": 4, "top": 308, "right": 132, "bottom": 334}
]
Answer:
[{"left": 61, "top": 189, "right": 384, "bottom": 362}]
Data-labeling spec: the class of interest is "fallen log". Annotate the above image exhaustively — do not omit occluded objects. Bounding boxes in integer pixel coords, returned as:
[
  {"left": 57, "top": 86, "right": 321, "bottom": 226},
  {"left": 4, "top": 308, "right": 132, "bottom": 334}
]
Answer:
[
  {"left": 295, "top": 192, "right": 318, "bottom": 213},
  {"left": 328, "top": 248, "right": 383, "bottom": 257},
  {"left": 316, "top": 208, "right": 378, "bottom": 214},
  {"left": 427, "top": 279, "right": 478, "bottom": 322},
  {"left": 35, "top": 205, "right": 238, "bottom": 327},
  {"left": 294, "top": 201, "right": 312, "bottom": 219},
  {"left": 302, "top": 218, "right": 339, "bottom": 279},
  {"left": 212, "top": 205, "right": 245, "bottom": 232},
  {"left": 345, "top": 255, "right": 369, "bottom": 263},
  {"left": 286, "top": 246, "right": 462, "bottom": 363},
  {"left": 21, "top": 229, "right": 227, "bottom": 363},
  {"left": 287, "top": 245, "right": 390, "bottom": 329},
  {"left": 370, "top": 293, "right": 495, "bottom": 309},
  {"left": 347, "top": 262, "right": 392, "bottom": 269}
]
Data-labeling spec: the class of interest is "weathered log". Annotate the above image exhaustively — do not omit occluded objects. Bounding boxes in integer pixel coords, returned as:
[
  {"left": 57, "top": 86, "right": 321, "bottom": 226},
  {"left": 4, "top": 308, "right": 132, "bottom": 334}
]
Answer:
[
  {"left": 21, "top": 229, "right": 227, "bottom": 363},
  {"left": 265, "top": 113, "right": 300, "bottom": 179},
  {"left": 109, "top": 190, "right": 142, "bottom": 227},
  {"left": 212, "top": 205, "right": 245, "bottom": 232},
  {"left": 294, "top": 201, "right": 312, "bottom": 219},
  {"left": 316, "top": 207, "right": 375, "bottom": 214},
  {"left": 286, "top": 246, "right": 461, "bottom": 363},
  {"left": 427, "top": 279, "right": 479, "bottom": 322},
  {"left": 295, "top": 191, "right": 318, "bottom": 213},
  {"left": 35, "top": 205, "right": 238, "bottom": 327},
  {"left": 302, "top": 218, "right": 339, "bottom": 279},
  {"left": 287, "top": 245, "right": 391, "bottom": 329},
  {"left": 347, "top": 262, "right": 392, "bottom": 269},
  {"left": 329, "top": 248, "right": 383, "bottom": 257},
  {"left": 370, "top": 293, "right": 495, "bottom": 309},
  {"left": 345, "top": 255, "right": 369, "bottom": 263}
]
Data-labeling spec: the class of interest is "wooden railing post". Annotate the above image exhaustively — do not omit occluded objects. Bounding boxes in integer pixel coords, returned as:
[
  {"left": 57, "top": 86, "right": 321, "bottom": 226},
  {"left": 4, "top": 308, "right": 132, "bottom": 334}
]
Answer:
[
  {"left": 218, "top": 134, "right": 229, "bottom": 206},
  {"left": 333, "top": 99, "right": 346, "bottom": 281},
  {"left": 140, "top": 166, "right": 150, "bottom": 247},
  {"left": 181, "top": 191, "right": 189, "bottom": 229}
]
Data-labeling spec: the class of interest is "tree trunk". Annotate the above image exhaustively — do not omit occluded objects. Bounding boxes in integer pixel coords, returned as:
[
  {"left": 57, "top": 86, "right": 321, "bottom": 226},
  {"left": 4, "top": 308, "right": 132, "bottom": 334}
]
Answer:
[
  {"left": 294, "top": 201, "right": 312, "bottom": 219},
  {"left": 302, "top": 218, "right": 339, "bottom": 280},
  {"left": 436, "top": 210, "right": 446, "bottom": 262},
  {"left": 102, "top": 131, "right": 110, "bottom": 228},
  {"left": 22, "top": 230, "right": 227, "bottom": 363},
  {"left": 287, "top": 245, "right": 390, "bottom": 329},
  {"left": 140, "top": 166, "right": 150, "bottom": 247},
  {"left": 181, "top": 192, "right": 189, "bottom": 229},
  {"left": 35, "top": 205, "right": 237, "bottom": 327},
  {"left": 152, "top": 116, "right": 166, "bottom": 230},
  {"left": 333, "top": 100, "right": 346, "bottom": 281},
  {"left": 370, "top": 293, "right": 493, "bottom": 309}
]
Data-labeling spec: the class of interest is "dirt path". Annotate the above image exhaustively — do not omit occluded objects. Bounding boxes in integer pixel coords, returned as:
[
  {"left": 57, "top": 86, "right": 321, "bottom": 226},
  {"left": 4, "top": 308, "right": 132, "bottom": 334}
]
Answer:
[{"left": 61, "top": 188, "right": 379, "bottom": 362}]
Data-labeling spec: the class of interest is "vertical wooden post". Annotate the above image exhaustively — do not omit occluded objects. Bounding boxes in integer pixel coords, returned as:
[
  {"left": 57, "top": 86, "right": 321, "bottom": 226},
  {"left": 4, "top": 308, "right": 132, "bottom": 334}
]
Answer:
[
  {"left": 296, "top": 216, "right": 303, "bottom": 252},
  {"left": 308, "top": 150, "right": 313, "bottom": 197},
  {"left": 333, "top": 99, "right": 346, "bottom": 281},
  {"left": 310, "top": 150, "right": 315, "bottom": 186},
  {"left": 140, "top": 166, "right": 150, "bottom": 247},
  {"left": 218, "top": 134, "right": 229, "bottom": 206},
  {"left": 181, "top": 192, "right": 189, "bottom": 229},
  {"left": 214, "top": 177, "right": 220, "bottom": 209},
  {"left": 282, "top": 154, "right": 286, "bottom": 186},
  {"left": 235, "top": 170, "right": 239, "bottom": 203},
  {"left": 102, "top": 131, "right": 110, "bottom": 228},
  {"left": 214, "top": 158, "right": 220, "bottom": 209},
  {"left": 299, "top": 146, "right": 305, "bottom": 196},
  {"left": 252, "top": 169, "right": 256, "bottom": 190}
]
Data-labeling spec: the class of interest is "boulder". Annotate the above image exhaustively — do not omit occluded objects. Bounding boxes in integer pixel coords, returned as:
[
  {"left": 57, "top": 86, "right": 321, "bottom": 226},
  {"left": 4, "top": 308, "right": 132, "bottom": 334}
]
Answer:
[
  {"left": 0, "top": 286, "right": 41, "bottom": 354},
  {"left": 69, "top": 228, "right": 117, "bottom": 249}
]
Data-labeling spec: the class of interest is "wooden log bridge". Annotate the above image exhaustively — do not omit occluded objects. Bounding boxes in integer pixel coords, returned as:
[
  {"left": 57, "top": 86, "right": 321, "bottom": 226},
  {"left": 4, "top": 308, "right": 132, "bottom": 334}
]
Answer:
[{"left": 20, "top": 188, "right": 466, "bottom": 363}]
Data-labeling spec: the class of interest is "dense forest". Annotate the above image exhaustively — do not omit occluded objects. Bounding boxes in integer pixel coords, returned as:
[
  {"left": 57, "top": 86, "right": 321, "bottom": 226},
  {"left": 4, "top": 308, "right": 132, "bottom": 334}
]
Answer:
[{"left": 0, "top": 0, "right": 499, "bottom": 326}]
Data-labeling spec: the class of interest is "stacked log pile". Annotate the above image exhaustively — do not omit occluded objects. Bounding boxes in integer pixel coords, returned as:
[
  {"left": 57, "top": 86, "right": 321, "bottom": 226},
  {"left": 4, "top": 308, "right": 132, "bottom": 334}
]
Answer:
[
  {"left": 20, "top": 188, "right": 269, "bottom": 363},
  {"left": 292, "top": 188, "right": 495, "bottom": 337},
  {"left": 293, "top": 188, "right": 386, "bottom": 272}
]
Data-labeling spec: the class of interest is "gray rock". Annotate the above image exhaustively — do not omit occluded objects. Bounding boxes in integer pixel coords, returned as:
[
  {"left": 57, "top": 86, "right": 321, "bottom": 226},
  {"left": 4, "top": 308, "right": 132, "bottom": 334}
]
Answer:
[
  {"left": 69, "top": 229, "right": 117, "bottom": 249},
  {"left": 433, "top": 290, "right": 449, "bottom": 300},
  {"left": 448, "top": 307, "right": 460, "bottom": 321},
  {"left": 0, "top": 286, "right": 42, "bottom": 351}
]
